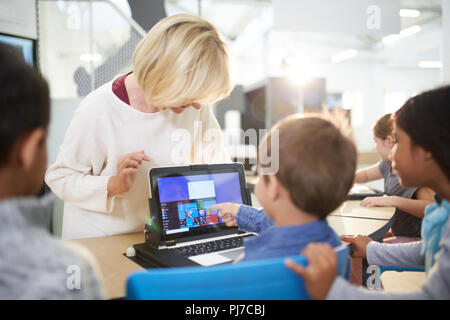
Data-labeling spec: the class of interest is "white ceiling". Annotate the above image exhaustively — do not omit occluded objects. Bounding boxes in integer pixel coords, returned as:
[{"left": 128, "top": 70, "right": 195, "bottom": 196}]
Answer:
[{"left": 165, "top": 0, "right": 444, "bottom": 67}]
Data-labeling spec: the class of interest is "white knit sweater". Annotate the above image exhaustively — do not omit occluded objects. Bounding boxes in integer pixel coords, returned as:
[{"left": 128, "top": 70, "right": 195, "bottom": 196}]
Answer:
[{"left": 45, "top": 81, "right": 231, "bottom": 239}]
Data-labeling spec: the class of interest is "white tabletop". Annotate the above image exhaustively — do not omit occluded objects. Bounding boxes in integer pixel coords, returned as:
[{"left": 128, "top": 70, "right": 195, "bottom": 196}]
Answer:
[
  {"left": 331, "top": 200, "right": 395, "bottom": 221},
  {"left": 327, "top": 215, "right": 391, "bottom": 237}
]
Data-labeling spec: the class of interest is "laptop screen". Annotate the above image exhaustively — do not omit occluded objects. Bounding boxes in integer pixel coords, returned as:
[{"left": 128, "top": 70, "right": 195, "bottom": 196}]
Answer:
[{"left": 156, "top": 172, "right": 243, "bottom": 236}]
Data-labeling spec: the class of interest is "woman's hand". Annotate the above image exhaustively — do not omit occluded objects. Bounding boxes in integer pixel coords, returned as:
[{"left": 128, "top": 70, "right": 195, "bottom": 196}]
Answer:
[
  {"left": 340, "top": 235, "right": 373, "bottom": 259},
  {"left": 107, "top": 150, "right": 150, "bottom": 197},
  {"left": 360, "top": 196, "right": 398, "bottom": 207},
  {"left": 210, "top": 202, "right": 240, "bottom": 227},
  {"left": 284, "top": 243, "right": 338, "bottom": 300}
]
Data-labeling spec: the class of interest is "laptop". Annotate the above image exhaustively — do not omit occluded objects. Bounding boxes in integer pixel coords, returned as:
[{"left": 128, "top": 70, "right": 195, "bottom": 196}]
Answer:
[{"left": 133, "top": 163, "right": 257, "bottom": 267}]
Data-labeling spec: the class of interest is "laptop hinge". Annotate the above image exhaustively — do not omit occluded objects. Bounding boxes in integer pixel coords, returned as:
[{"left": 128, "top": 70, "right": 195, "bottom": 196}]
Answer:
[
  {"left": 144, "top": 223, "right": 161, "bottom": 249},
  {"left": 165, "top": 240, "right": 177, "bottom": 247}
]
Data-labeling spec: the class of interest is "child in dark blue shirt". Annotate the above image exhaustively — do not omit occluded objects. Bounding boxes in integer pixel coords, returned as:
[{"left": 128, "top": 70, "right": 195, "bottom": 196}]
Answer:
[{"left": 212, "top": 114, "right": 356, "bottom": 261}]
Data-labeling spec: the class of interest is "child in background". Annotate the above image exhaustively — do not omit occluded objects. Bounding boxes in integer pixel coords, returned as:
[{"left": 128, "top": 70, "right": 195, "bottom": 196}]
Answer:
[
  {"left": 0, "top": 44, "right": 104, "bottom": 299},
  {"left": 212, "top": 114, "right": 357, "bottom": 261},
  {"left": 355, "top": 113, "right": 434, "bottom": 241},
  {"left": 285, "top": 86, "right": 450, "bottom": 300}
]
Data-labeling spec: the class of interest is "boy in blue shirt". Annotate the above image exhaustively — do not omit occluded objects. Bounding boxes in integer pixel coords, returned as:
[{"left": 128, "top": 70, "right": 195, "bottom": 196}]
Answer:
[{"left": 212, "top": 114, "right": 356, "bottom": 261}]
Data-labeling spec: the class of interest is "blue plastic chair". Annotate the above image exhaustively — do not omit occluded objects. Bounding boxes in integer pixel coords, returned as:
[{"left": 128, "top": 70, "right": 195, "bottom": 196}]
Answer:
[
  {"left": 126, "top": 244, "right": 350, "bottom": 300},
  {"left": 378, "top": 265, "right": 425, "bottom": 274}
]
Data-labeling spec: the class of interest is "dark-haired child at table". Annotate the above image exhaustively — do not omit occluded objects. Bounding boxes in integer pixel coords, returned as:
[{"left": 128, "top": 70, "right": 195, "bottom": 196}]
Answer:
[
  {"left": 350, "top": 113, "right": 434, "bottom": 285},
  {"left": 355, "top": 113, "right": 434, "bottom": 242},
  {"left": 0, "top": 44, "right": 104, "bottom": 299}
]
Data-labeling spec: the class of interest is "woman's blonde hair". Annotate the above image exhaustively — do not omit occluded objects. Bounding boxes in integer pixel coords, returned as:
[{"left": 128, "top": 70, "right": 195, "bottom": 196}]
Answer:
[{"left": 132, "top": 14, "right": 233, "bottom": 108}]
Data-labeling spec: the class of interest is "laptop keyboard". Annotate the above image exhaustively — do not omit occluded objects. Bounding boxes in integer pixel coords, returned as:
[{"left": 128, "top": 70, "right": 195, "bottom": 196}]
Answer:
[{"left": 170, "top": 234, "right": 255, "bottom": 258}]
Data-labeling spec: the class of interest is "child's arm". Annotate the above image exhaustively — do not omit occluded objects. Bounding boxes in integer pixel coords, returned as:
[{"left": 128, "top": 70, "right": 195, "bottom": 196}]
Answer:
[
  {"left": 360, "top": 187, "right": 434, "bottom": 218},
  {"left": 321, "top": 235, "right": 447, "bottom": 300},
  {"left": 284, "top": 238, "right": 446, "bottom": 300},
  {"left": 339, "top": 235, "right": 424, "bottom": 266},
  {"left": 212, "top": 203, "right": 273, "bottom": 233},
  {"left": 354, "top": 162, "right": 383, "bottom": 183},
  {"left": 236, "top": 205, "right": 274, "bottom": 233}
]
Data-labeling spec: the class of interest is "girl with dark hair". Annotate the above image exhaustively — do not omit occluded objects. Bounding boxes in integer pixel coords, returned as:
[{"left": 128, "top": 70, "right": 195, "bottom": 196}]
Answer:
[
  {"left": 350, "top": 113, "right": 434, "bottom": 286},
  {"left": 355, "top": 113, "right": 433, "bottom": 240},
  {"left": 285, "top": 85, "right": 450, "bottom": 299}
]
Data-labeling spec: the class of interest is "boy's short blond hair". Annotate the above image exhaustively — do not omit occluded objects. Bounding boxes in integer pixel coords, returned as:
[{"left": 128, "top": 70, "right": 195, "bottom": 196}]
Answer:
[
  {"left": 259, "top": 114, "right": 357, "bottom": 220},
  {"left": 132, "top": 14, "right": 233, "bottom": 108}
]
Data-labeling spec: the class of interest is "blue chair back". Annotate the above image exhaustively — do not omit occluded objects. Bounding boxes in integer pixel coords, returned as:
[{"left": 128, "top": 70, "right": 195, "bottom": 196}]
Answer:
[
  {"left": 126, "top": 244, "right": 349, "bottom": 300},
  {"left": 379, "top": 265, "right": 425, "bottom": 274}
]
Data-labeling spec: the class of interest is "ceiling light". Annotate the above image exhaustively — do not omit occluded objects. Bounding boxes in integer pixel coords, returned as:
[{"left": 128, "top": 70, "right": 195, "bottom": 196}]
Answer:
[
  {"left": 418, "top": 61, "right": 443, "bottom": 69},
  {"left": 80, "top": 53, "right": 102, "bottom": 62},
  {"left": 330, "top": 49, "right": 358, "bottom": 63},
  {"left": 399, "top": 9, "right": 421, "bottom": 18},
  {"left": 400, "top": 25, "right": 422, "bottom": 37},
  {"left": 382, "top": 25, "right": 422, "bottom": 45}
]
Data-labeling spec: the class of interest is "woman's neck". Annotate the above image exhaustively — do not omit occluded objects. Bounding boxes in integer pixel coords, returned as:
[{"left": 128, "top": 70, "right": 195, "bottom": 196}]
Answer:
[{"left": 124, "top": 73, "right": 160, "bottom": 113}]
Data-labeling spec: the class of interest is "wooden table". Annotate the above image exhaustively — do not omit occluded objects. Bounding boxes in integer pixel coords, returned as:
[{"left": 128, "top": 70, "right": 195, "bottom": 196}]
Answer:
[
  {"left": 381, "top": 271, "right": 426, "bottom": 293},
  {"left": 67, "top": 233, "right": 145, "bottom": 299},
  {"left": 67, "top": 200, "right": 395, "bottom": 299}
]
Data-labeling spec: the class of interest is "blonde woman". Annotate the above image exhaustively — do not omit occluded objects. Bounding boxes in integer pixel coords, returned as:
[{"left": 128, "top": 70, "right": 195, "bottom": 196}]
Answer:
[{"left": 45, "top": 14, "right": 233, "bottom": 239}]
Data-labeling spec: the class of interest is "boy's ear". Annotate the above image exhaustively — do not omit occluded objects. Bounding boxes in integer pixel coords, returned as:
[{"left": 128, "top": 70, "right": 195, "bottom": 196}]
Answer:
[
  {"left": 267, "top": 174, "right": 282, "bottom": 201},
  {"left": 19, "top": 128, "right": 45, "bottom": 171}
]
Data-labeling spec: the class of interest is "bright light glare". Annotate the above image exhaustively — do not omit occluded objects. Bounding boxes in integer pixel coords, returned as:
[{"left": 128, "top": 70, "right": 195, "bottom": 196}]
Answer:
[{"left": 284, "top": 55, "right": 316, "bottom": 86}]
